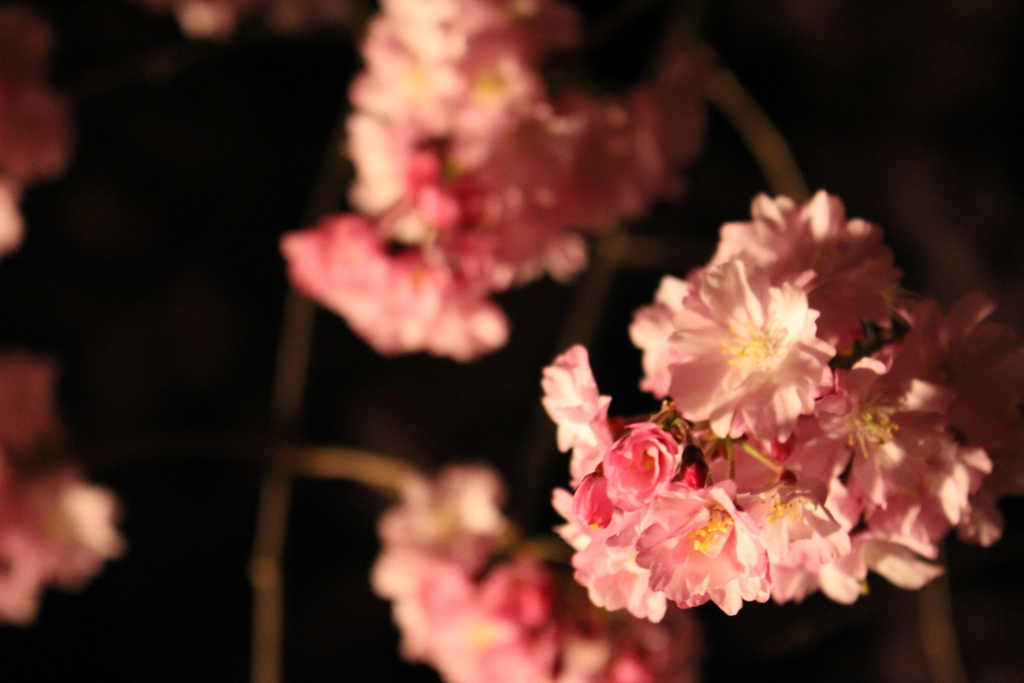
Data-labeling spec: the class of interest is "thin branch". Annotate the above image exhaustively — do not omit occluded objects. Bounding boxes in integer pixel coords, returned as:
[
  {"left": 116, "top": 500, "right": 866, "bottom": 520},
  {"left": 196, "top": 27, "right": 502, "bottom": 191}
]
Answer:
[
  {"left": 249, "top": 460, "right": 292, "bottom": 683},
  {"left": 917, "top": 553, "right": 968, "bottom": 683},
  {"left": 291, "top": 446, "right": 419, "bottom": 495},
  {"left": 707, "top": 66, "right": 811, "bottom": 201},
  {"left": 250, "top": 92, "right": 353, "bottom": 683}
]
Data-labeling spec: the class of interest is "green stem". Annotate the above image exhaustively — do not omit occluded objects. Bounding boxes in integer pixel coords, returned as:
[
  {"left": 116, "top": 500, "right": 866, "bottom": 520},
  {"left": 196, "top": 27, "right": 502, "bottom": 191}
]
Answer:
[{"left": 739, "top": 440, "right": 785, "bottom": 475}]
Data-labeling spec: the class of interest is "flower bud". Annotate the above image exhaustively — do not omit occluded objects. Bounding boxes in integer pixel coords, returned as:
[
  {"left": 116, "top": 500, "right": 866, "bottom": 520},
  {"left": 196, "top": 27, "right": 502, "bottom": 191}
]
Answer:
[{"left": 573, "top": 469, "right": 614, "bottom": 529}]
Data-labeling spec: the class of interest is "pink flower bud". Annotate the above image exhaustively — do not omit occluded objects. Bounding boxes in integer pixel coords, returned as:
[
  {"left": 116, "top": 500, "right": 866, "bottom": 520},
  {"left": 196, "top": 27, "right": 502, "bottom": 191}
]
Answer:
[
  {"left": 604, "top": 422, "right": 681, "bottom": 510},
  {"left": 572, "top": 470, "right": 614, "bottom": 529}
]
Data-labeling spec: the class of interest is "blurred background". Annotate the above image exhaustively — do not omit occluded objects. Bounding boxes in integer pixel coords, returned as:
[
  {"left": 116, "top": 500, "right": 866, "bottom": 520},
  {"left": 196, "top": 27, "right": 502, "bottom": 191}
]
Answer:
[{"left": 0, "top": 0, "right": 1022, "bottom": 681}]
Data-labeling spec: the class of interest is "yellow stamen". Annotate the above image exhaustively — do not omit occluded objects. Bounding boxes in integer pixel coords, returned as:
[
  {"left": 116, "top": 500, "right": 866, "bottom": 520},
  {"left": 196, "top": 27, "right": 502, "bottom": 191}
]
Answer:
[
  {"left": 723, "top": 324, "right": 787, "bottom": 372},
  {"left": 848, "top": 402, "right": 899, "bottom": 456},
  {"left": 768, "top": 498, "right": 804, "bottom": 524},
  {"left": 472, "top": 71, "right": 506, "bottom": 104},
  {"left": 688, "top": 507, "right": 734, "bottom": 554}
]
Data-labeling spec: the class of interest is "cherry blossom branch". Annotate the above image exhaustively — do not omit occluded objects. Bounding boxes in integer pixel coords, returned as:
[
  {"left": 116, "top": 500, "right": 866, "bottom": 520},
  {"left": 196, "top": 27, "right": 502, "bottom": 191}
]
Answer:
[
  {"left": 250, "top": 95, "right": 354, "bottom": 683},
  {"left": 291, "top": 446, "right": 419, "bottom": 494},
  {"left": 707, "top": 67, "right": 811, "bottom": 201},
  {"left": 917, "top": 554, "right": 968, "bottom": 683},
  {"left": 250, "top": 441, "right": 420, "bottom": 683}
]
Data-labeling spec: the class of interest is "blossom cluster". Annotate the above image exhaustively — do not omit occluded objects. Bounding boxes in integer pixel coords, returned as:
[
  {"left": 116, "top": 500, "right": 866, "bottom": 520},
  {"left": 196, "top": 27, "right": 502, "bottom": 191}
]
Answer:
[
  {"left": 134, "top": 0, "right": 356, "bottom": 37},
  {"left": 544, "top": 190, "right": 1024, "bottom": 618},
  {"left": 282, "top": 0, "right": 710, "bottom": 360},
  {"left": 372, "top": 464, "right": 703, "bottom": 683},
  {"left": 0, "top": 351, "right": 124, "bottom": 625},
  {"left": 0, "top": 5, "right": 71, "bottom": 256}
]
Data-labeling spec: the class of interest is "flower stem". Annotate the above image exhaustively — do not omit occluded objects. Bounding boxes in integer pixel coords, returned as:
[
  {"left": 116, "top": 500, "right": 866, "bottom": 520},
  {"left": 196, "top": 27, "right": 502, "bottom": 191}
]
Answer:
[
  {"left": 250, "top": 92, "right": 353, "bottom": 683},
  {"left": 739, "top": 440, "right": 785, "bottom": 475},
  {"left": 917, "top": 544, "right": 968, "bottom": 683},
  {"left": 707, "top": 67, "right": 811, "bottom": 201}
]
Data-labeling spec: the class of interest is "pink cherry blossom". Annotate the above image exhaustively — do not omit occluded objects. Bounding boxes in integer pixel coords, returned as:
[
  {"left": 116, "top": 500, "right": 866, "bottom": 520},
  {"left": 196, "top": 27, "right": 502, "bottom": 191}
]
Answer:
[
  {"left": 541, "top": 345, "right": 614, "bottom": 485},
  {"left": 629, "top": 276, "right": 691, "bottom": 398},
  {"left": 663, "top": 259, "right": 835, "bottom": 440},
  {"left": 322, "top": 0, "right": 710, "bottom": 360},
  {"left": 739, "top": 479, "right": 850, "bottom": 569},
  {"left": 281, "top": 214, "right": 509, "bottom": 361},
  {"left": 0, "top": 458, "right": 124, "bottom": 625},
  {"left": 0, "top": 5, "right": 71, "bottom": 257},
  {"left": 377, "top": 466, "right": 703, "bottom": 682},
  {"left": 603, "top": 423, "right": 681, "bottom": 511},
  {"left": 816, "top": 355, "right": 976, "bottom": 524},
  {"left": 710, "top": 191, "right": 901, "bottom": 350},
  {"left": 636, "top": 481, "right": 770, "bottom": 615},
  {"left": 572, "top": 512, "right": 669, "bottom": 624},
  {"left": 892, "top": 293, "right": 1024, "bottom": 546},
  {"left": 552, "top": 489, "right": 668, "bottom": 623},
  {"left": 377, "top": 464, "right": 508, "bottom": 574}
]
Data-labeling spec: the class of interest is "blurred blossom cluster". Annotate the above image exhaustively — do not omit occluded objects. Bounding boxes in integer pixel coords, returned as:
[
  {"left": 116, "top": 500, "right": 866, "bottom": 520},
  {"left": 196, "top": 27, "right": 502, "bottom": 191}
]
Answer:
[
  {"left": 282, "top": 0, "right": 710, "bottom": 360},
  {"left": 372, "top": 464, "right": 703, "bottom": 683},
  {"left": 545, "top": 191, "right": 1024, "bottom": 618},
  {"left": 134, "top": 0, "right": 358, "bottom": 37},
  {"left": 0, "top": 4, "right": 71, "bottom": 256},
  {"left": 0, "top": 352, "right": 124, "bottom": 625}
]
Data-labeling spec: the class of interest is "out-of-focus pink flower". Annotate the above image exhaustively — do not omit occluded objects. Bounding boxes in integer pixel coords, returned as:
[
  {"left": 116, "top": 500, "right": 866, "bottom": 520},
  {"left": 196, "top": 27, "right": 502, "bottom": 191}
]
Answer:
[
  {"left": 313, "top": 0, "right": 710, "bottom": 360},
  {"left": 711, "top": 191, "right": 901, "bottom": 350},
  {"left": 0, "top": 6, "right": 70, "bottom": 183},
  {"left": 896, "top": 293, "right": 1024, "bottom": 547},
  {"left": 0, "top": 5, "right": 71, "bottom": 257},
  {"left": 662, "top": 259, "right": 835, "bottom": 440},
  {"left": 774, "top": 532, "right": 944, "bottom": 605},
  {"left": 281, "top": 214, "right": 509, "bottom": 361},
  {"left": 0, "top": 459, "right": 124, "bottom": 625},
  {"left": 377, "top": 465, "right": 703, "bottom": 682},
  {"left": 134, "top": 0, "right": 357, "bottom": 37},
  {"left": 0, "top": 179, "right": 23, "bottom": 256},
  {"left": 377, "top": 464, "right": 508, "bottom": 574}
]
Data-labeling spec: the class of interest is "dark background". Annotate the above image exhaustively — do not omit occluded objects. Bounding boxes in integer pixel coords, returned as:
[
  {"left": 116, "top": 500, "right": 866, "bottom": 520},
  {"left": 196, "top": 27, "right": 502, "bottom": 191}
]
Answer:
[{"left": 0, "top": 0, "right": 1022, "bottom": 681}]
